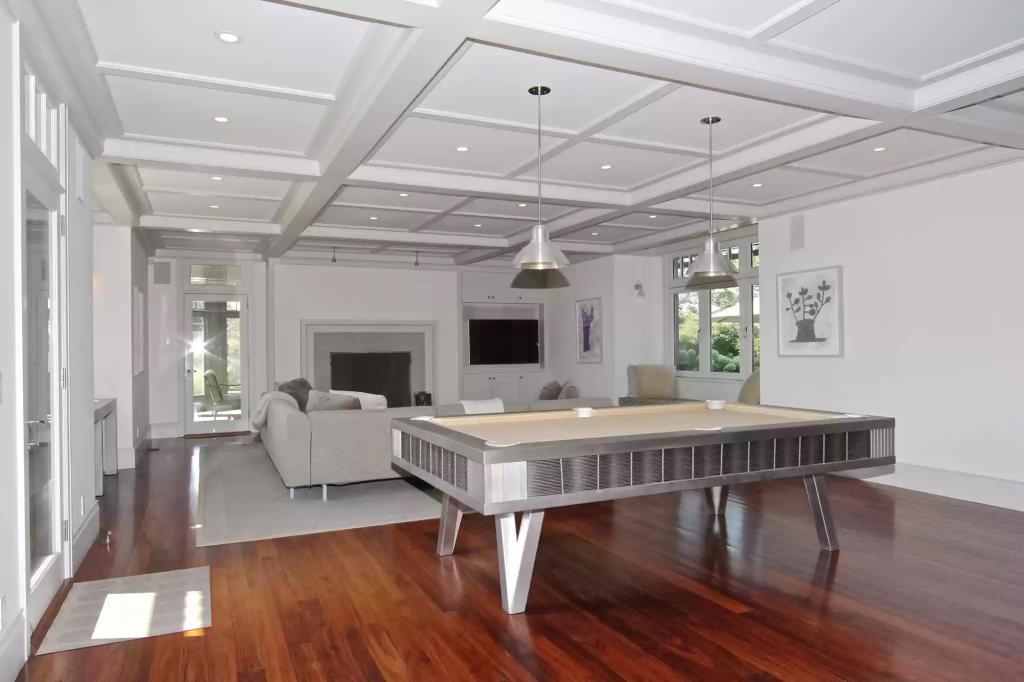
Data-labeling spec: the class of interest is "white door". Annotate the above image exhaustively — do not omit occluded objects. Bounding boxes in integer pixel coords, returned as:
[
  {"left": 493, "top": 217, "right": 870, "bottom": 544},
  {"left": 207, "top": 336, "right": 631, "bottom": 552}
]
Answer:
[
  {"left": 24, "top": 188, "right": 66, "bottom": 628},
  {"left": 184, "top": 294, "right": 249, "bottom": 434}
]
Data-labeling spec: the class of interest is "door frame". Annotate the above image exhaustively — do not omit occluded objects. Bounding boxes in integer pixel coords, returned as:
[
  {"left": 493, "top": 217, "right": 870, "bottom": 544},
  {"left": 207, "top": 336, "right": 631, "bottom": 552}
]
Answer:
[
  {"left": 21, "top": 133, "right": 70, "bottom": 630},
  {"left": 183, "top": 293, "right": 250, "bottom": 435}
]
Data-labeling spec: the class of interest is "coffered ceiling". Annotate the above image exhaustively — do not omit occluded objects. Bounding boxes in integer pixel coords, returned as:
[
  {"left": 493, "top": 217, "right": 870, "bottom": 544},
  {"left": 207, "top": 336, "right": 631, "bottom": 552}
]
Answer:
[{"left": 63, "top": 0, "right": 1024, "bottom": 262}]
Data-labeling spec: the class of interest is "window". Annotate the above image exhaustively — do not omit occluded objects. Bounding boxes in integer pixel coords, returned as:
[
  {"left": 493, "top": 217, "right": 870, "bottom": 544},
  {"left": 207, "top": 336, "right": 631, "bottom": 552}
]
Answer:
[
  {"left": 190, "top": 263, "right": 240, "bottom": 287},
  {"left": 674, "top": 291, "right": 700, "bottom": 371},
  {"left": 711, "top": 286, "right": 740, "bottom": 373},
  {"left": 667, "top": 234, "right": 759, "bottom": 379},
  {"left": 752, "top": 284, "right": 760, "bottom": 371}
]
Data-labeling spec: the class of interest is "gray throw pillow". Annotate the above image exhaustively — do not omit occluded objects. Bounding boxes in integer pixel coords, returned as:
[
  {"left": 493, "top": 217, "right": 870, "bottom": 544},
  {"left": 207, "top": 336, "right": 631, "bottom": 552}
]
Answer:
[
  {"left": 306, "top": 390, "right": 361, "bottom": 412},
  {"left": 277, "top": 378, "right": 313, "bottom": 412},
  {"left": 538, "top": 380, "right": 563, "bottom": 400},
  {"left": 557, "top": 382, "right": 579, "bottom": 399}
]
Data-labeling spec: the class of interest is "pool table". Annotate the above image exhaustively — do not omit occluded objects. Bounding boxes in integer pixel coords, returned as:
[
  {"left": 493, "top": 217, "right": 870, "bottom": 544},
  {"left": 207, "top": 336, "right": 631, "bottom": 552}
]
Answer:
[{"left": 391, "top": 402, "right": 895, "bottom": 613}]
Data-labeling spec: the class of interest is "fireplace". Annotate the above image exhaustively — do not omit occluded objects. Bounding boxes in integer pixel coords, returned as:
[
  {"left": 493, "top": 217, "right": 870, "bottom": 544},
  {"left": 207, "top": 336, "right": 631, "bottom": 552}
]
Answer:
[{"left": 330, "top": 352, "right": 412, "bottom": 407}]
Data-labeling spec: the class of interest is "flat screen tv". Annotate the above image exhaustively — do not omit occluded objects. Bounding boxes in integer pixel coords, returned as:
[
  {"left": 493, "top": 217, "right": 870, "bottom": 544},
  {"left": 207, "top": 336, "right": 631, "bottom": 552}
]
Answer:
[{"left": 469, "top": 319, "right": 539, "bottom": 365}]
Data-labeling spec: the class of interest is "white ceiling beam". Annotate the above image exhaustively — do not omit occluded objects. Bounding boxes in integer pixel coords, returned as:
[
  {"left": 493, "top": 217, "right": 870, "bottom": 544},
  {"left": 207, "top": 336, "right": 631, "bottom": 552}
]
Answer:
[
  {"left": 92, "top": 161, "right": 143, "bottom": 225},
  {"left": 914, "top": 50, "right": 1024, "bottom": 115},
  {"left": 138, "top": 215, "right": 282, "bottom": 235},
  {"left": 347, "top": 164, "right": 632, "bottom": 207},
  {"left": 912, "top": 106, "right": 1024, "bottom": 150},
  {"left": 96, "top": 62, "right": 336, "bottom": 104},
  {"left": 303, "top": 224, "right": 508, "bottom": 248},
  {"left": 268, "top": 1, "right": 501, "bottom": 256},
  {"left": 102, "top": 138, "right": 321, "bottom": 180},
  {"left": 263, "top": 0, "right": 437, "bottom": 27}
]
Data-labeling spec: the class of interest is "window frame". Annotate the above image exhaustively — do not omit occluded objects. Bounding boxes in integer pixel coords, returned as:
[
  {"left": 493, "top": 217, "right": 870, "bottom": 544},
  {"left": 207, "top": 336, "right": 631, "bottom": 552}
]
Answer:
[{"left": 665, "top": 230, "right": 759, "bottom": 382}]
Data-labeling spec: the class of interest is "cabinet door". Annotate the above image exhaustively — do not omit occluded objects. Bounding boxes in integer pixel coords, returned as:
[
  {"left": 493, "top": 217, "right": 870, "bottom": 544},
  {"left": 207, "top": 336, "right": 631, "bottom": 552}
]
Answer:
[
  {"left": 461, "top": 272, "right": 503, "bottom": 303},
  {"left": 490, "top": 374, "right": 521, "bottom": 404},
  {"left": 462, "top": 373, "right": 493, "bottom": 400},
  {"left": 518, "top": 373, "right": 548, "bottom": 402}
]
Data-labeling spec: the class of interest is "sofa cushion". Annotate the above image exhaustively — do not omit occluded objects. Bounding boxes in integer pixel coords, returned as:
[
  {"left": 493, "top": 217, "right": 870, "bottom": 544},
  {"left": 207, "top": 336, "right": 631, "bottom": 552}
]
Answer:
[
  {"left": 277, "top": 378, "right": 313, "bottom": 412},
  {"left": 306, "top": 389, "right": 360, "bottom": 412},
  {"left": 557, "top": 382, "right": 579, "bottom": 399},
  {"left": 632, "top": 365, "right": 676, "bottom": 400},
  {"left": 538, "top": 380, "right": 563, "bottom": 400}
]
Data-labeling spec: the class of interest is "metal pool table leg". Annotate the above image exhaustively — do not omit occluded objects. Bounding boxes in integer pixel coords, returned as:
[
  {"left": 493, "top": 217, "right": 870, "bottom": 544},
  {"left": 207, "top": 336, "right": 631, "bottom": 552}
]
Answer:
[
  {"left": 704, "top": 485, "right": 729, "bottom": 516},
  {"left": 495, "top": 510, "right": 545, "bottom": 614},
  {"left": 804, "top": 474, "right": 839, "bottom": 551},
  {"left": 436, "top": 494, "right": 466, "bottom": 556}
]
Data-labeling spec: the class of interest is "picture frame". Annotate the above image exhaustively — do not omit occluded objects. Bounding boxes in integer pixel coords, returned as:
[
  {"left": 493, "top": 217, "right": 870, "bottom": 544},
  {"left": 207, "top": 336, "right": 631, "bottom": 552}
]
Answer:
[
  {"left": 576, "top": 297, "right": 603, "bottom": 363},
  {"left": 777, "top": 266, "right": 843, "bottom": 357}
]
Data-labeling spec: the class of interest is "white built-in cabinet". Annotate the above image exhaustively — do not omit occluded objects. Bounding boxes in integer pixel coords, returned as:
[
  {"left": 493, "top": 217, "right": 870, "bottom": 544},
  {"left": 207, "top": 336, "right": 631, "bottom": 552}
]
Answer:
[{"left": 460, "top": 271, "right": 549, "bottom": 403}]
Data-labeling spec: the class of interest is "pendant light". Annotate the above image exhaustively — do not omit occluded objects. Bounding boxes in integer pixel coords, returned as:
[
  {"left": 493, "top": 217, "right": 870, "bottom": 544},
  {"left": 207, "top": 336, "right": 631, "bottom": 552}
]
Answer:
[
  {"left": 512, "top": 85, "right": 569, "bottom": 289},
  {"left": 684, "top": 116, "right": 737, "bottom": 288}
]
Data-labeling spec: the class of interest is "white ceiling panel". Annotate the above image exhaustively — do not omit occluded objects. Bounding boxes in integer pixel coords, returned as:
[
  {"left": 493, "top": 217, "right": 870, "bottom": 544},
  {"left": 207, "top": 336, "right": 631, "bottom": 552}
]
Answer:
[
  {"left": 334, "top": 187, "right": 467, "bottom": 212},
  {"left": 457, "top": 198, "right": 576, "bottom": 220},
  {"left": 422, "top": 214, "right": 532, "bottom": 237},
  {"left": 418, "top": 43, "right": 662, "bottom": 133},
  {"left": 371, "top": 117, "right": 562, "bottom": 176},
  {"left": 108, "top": 76, "right": 327, "bottom": 153},
  {"left": 559, "top": 225, "right": 657, "bottom": 244},
  {"left": 603, "top": 212, "right": 697, "bottom": 229},
  {"left": 147, "top": 191, "right": 278, "bottom": 221},
  {"left": 795, "top": 129, "right": 982, "bottom": 176},
  {"left": 773, "top": 0, "right": 1024, "bottom": 79},
  {"left": 595, "top": 0, "right": 811, "bottom": 35},
  {"left": 139, "top": 168, "right": 290, "bottom": 199},
  {"left": 78, "top": 0, "right": 372, "bottom": 93},
  {"left": 522, "top": 141, "right": 700, "bottom": 189},
  {"left": 316, "top": 205, "right": 434, "bottom": 231},
  {"left": 596, "top": 85, "right": 821, "bottom": 152},
  {"left": 695, "top": 167, "right": 850, "bottom": 204},
  {"left": 990, "top": 90, "right": 1024, "bottom": 114}
]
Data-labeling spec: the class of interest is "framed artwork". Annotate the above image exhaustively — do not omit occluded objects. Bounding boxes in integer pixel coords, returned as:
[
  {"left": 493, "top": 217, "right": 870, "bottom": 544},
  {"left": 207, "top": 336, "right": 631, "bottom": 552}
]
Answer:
[
  {"left": 777, "top": 266, "right": 844, "bottom": 357},
  {"left": 132, "top": 286, "right": 145, "bottom": 375},
  {"left": 576, "top": 297, "right": 603, "bottom": 363}
]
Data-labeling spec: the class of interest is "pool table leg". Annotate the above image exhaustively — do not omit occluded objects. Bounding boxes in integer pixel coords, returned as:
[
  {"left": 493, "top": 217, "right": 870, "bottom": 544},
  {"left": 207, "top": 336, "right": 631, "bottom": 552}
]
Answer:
[
  {"left": 704, "top": 485, "right": 729, "bottom": 516},
  {"left": 496, "top": 510, "right": 545, "bottom": 614},
  {"left": 436, "top": 494, "right": 466, "bottom": 556},
  {"left": 804, "top": 474, "right": 839, "bottom": 551}
]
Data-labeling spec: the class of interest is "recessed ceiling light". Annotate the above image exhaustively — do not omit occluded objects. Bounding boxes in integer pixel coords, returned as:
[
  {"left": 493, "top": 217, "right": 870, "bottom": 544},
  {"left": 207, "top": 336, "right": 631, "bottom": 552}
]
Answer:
[
  {"left": 215, "top": 31, "right": 241, "bottom": 44},
  {"left": 752, "top": 183, "right": 763, "bottom": 188},
  {"left": 518, "top": 203, "right": 528, "bottom": 207},
  {"left": 369, "top": 216, "right": 379, "bottom": 220},
  {"left": 455, "top": 146, "right": 470, "bottom": 152},
  {"left": 187, "top": 228, "right": 207, "bottom": 233},
  {"left": 399, "top": 193, "right": 409, "bottom": 197},
  {"left": 591, "top": 232, "right": 600, "bottom": 236},
  {"left": 873, "top": 146, "right": 887, "bottom": 152},
  {"left": 600, "top": 164, "right": 612, "bottom": 170},
  {"left": 474, "top": 223, "right": 482, "bottom": 228},
  {"left": 211, "top": 176, "right": 223, "bottom": 181},
  {"left": 213, "top": 116, "right": 229, "bottom": 123},
  {"left": 209, "top": 204, "right": 220, "bottom": 209},
  {"left": 648, "top": 215, "right": 657, "bottom": 219}
]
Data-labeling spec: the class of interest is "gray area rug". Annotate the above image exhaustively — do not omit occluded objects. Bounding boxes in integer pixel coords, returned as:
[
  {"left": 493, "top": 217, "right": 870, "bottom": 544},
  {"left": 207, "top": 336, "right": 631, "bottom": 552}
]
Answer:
[
  {"left": 37, "top": 566, "right": 211, "bottom": 655},
  {"left": 196, "top": 442, "right": 440, "bottom": 547}
]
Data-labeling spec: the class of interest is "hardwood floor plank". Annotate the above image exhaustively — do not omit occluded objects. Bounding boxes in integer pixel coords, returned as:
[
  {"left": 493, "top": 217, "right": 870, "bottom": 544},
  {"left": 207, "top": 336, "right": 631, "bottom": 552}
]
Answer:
[{"left": 19, "top": 435, "right": 1024, "bottom": 681}]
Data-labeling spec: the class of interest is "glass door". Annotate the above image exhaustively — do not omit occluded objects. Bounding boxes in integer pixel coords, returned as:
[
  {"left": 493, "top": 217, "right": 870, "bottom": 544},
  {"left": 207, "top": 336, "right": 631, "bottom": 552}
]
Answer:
[
  {"left": 24, "top": 189, "right": 64, "bottom": 627},
  {"left": 185, "top": 294, "right": 248, "bottom": 434}
]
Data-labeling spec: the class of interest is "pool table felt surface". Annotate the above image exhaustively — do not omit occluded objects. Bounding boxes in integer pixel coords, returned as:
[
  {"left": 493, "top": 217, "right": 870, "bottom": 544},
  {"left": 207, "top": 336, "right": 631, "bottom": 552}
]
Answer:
[{"left": 432, "top": 403, "right": 843, "bottom": 447}]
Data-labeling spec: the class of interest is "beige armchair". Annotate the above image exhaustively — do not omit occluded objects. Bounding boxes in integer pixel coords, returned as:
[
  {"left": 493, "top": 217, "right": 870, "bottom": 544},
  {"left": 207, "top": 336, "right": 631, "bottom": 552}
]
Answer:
[{"left": 621, "top": 364, "right": 682, "bottom": 405}]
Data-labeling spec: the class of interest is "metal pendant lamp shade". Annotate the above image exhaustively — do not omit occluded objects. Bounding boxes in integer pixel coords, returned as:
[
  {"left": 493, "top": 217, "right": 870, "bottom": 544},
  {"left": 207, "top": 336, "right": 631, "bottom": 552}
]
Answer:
[
  {"left": 512, "top": 85, "right": 569, "bottom": 289},
  {"left": 684, "top": 115, "right": 736, "bottom": 288}
]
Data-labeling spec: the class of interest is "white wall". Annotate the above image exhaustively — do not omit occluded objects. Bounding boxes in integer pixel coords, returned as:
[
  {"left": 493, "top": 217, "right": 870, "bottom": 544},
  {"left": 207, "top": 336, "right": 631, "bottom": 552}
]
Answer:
[
  {"left": 760, "top": 159, "right": 1024, "bottom": 508},
  {"left": 548, "top": 255, "right": 664, "bottom": 400},
  {"left": 271, "top": 263, "right": 461, "bottom": 404},
  {"left": 94, "top": 225, "right": 149, "bottom": 468}
]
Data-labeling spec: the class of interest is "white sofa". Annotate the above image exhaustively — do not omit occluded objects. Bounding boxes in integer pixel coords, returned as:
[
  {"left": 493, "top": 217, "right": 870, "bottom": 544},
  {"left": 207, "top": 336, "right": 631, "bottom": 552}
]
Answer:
[{"left": 261, "top": 397, "right": 614, "bottom": 498}]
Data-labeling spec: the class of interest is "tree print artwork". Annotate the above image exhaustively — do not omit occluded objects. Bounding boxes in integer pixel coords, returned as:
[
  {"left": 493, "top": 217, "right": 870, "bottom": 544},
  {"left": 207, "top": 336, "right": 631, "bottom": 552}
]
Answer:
[
  {"left": 784, "top": 280, "right": 833, "bottom": 342},
  {"left": 580, "top": 304, "right": 595, "bottom": 352}
]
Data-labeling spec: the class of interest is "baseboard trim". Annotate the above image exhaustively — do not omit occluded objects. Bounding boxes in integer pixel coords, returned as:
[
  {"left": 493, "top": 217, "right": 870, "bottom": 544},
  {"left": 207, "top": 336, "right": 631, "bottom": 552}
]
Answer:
[
  {"left": 0, "top": 610, "right": 27, "bottom": 682},
  {"left": 72, "top": 503, "right": 101, "bottom": 573},
  {"left": 854, "top": 463, "right": 1024, "bottom": 512},
  {"left": 149, "top": 422, "right": 181, "bottom": 440}
]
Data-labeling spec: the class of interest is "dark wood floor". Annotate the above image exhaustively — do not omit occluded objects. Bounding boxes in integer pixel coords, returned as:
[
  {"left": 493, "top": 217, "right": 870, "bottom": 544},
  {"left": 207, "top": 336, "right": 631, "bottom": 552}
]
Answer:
[{"left": 19, "top": 435, "right": 1024, "bottom": 681}]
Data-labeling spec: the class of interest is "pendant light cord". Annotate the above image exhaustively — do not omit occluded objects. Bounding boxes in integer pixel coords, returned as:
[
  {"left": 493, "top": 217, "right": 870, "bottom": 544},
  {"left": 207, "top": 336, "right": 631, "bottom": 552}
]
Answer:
[
  {"left": 536, "top": 85, "right": 543, "bottom": 226},
  {"left": 708, "top": 117, "right": 714, "bottom": 237}
]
